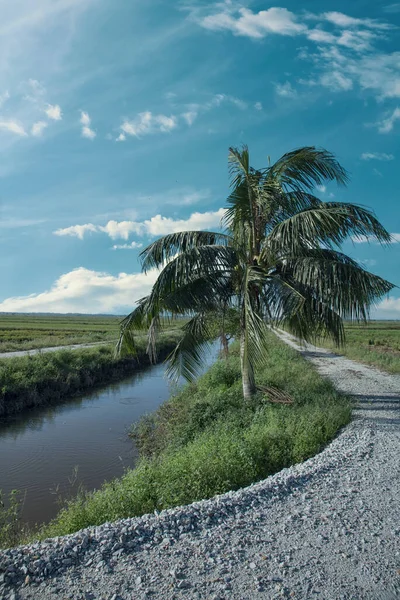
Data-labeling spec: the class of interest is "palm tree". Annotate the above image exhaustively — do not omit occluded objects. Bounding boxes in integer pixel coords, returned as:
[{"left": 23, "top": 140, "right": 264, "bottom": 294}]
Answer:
[{"left": 118, "top": 146, "right": 394, "bottom": 400}]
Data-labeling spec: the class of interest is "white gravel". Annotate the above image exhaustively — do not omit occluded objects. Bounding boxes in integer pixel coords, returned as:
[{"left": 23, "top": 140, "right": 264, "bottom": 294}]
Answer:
[{"left": 1, "top": 333, "right": 399, "bottom": 600}]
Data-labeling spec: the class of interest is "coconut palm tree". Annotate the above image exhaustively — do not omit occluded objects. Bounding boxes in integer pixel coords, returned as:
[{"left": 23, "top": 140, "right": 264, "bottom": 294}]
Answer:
[{"left": 118, "top": 146, "right": 394, "bottom": 400}]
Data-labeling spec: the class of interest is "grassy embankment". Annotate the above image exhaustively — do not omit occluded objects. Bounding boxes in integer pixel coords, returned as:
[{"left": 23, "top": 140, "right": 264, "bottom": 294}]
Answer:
[
  {"left": 35, "top": 333, "right": 351, "bottom": 540},
  {"left": 0, "top": 314, "right": 121, "bottom": 353},
  {"left": 318, "top": 321, "right": 400, "bottom": 374},
  {"left": 0, "top": 328, "right": 182, "bottom": 418}
]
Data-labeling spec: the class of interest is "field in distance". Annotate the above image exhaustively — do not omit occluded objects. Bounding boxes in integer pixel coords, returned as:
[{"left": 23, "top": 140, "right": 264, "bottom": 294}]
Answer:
[
  {"left": 321, "top": 320, "right": 400, "bottom": 374},
  {"left": 0, "top": 314, "right": 122, "bottom": 353}
]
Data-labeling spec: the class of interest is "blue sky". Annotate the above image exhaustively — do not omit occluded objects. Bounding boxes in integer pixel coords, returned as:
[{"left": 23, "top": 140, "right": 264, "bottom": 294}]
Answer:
[{"left": 0, "top": 0, "right": 399, "bottom": 317}]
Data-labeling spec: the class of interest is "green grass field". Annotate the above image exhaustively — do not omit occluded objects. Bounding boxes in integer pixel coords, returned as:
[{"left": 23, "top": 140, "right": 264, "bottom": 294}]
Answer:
[
  {"left": 320, "top": 320, "right": 400, "bottom": 374},
  {"left": 0, "top": 314, "right": 122, "bottom": 353}
]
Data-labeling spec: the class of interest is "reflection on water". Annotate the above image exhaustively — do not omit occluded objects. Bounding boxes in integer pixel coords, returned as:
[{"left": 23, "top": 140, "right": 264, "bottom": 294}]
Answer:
[{"left": 0, "top": 348, "right": 218, "bottom": 527}]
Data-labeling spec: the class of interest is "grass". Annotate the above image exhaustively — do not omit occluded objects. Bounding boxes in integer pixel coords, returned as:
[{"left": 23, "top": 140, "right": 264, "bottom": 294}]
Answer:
[
  {"left": 32, "top": 333, "right": 351, "bottom": 541},
  {"left": 318, "top": 320, "right": 400, "bottom": 374},
  {"left": 0, "top": 314, "right": 123, "bottom": 353},
  {"left": 0, "top": 328, "right": 182, "bottom": 418}
]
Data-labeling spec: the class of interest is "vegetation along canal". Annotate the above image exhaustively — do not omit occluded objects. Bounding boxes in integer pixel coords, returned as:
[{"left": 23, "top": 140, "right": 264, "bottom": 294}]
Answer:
[{"left": 0, "top": 348, "right": 218, "bottom": 528}]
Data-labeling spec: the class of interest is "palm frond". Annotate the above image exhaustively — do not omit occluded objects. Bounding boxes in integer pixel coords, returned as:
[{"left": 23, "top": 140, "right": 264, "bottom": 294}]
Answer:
[
  {"left": 268, "top": 202, "right": 392, "bottom": 252},
  {"left": 285, "top": 250, "right": 395, "bottom": 320},
  {"left": 165, "top": 313, "right": 215, "bottom": 382},
  {"left": 140, "top": 230, "right": 231, "bottom": 272},
  {"left": 269, "top": 146, "right": 349, "bottom": 192},
  {"left": 228, "top": 145, "right": 250, "bottom": 188}
]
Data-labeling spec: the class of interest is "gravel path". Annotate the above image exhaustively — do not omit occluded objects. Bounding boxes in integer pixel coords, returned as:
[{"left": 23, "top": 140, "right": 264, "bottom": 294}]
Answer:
[{"left": 1, "top": 334, "right": 399, "bottom": 600}]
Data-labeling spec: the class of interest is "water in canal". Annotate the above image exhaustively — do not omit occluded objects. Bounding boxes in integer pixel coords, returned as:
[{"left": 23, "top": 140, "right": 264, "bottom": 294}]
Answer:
[{"left": 0, "top": 350, "right": 218, "bottom": 527}]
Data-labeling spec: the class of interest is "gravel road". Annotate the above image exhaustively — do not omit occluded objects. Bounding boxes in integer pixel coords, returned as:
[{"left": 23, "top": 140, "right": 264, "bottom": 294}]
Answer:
[{"left": 1, "top": 333, "right": 399, "bottom": 600}]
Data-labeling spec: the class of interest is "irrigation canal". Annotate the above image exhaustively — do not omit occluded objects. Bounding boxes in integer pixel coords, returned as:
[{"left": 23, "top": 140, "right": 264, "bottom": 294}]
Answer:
[{"left": 0, "top": 347, "right": 219, "bottom": 527}]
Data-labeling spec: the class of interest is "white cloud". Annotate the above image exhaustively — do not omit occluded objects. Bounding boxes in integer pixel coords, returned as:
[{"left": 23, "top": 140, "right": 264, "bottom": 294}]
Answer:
[
  {"left": 375, "top": 107, "right": 400, "bottom": 133},
  {"left": 0, "top": 90, "right": 10, "bottom": 107},
  {"left": 120, "top": 112, "right": 178, "bottom": 138},
  {"left": 198, "top": 7, "right": 399, "bottom": 102},
  {"left": 80, "top": 111, "right": 91, "bottom": 126},
  {"left": 0, "top": 120, "right": 27, "bottom": 136},
  {"left": 361, "top": 152, "right": 394, "bottom": 161},
  {"left": 320, "top": 71, "right": 353, "bottom": 91},
  {"left": 306, "top": 29, "right": 336, "bottom": 44},
  {"left": 182, "top": 111, "right": 198, "bottom": 126},
  {"left": 321, "top": 11, "right": 392, "bottom": 31},
  {"left": 112, "top": 241, "right": 143, "bottom": 250},
  {"left": 99, "top": 220, "right": 142, "bottom": 240},
  {"left": 116, "top": 133, "right": 126, "bottom": 142},
  {"left": 200, "top": 7, "right": 306, "bottom": 39},
  {"left": 373, "top": 296, "right": 400, "bottom": 319},
  {"left": 0, "top": 267, "right": 159, "bottom": 314},
  {"left": 80, "top": 110, "right": 96, "bottom": 139},
  {"left": 316, "top": 185, "right": 326, "bottom": 193},
  {"left": 54, "top": 223, "right": 98, "bottom": 240},
  {"left": 82, "top": 125, "right": 96, "bottom": 140},
  {"left": 142, "top": 208, "right": 226, "bottom": 236},
  {"left": 53, "top": 207, "right": 226, "bottom": 241},
  {"left": 254, "top": 101, "right": 263, "bottom": 110},
  {"left": 275, "top": 81, "right": 297, "bottom": 98},
  {"left": 383, "top": 4, "right": 400, "bottom": 13},
  {"left": 45, "top": 103, "right": 62, "bottom": 121},
  {"left": 166, "top": 190, "right": 210, "bottom": 206},
  {"left": 31, "top": 120, "right": 48, "bottom": 137}
]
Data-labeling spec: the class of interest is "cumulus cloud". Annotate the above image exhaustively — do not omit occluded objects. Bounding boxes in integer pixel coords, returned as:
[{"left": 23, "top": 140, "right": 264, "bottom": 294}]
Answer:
[
  {"left": 45, "top": 104, "right": 62, "bottom": 121},
  {"left": 53, "top": 208, "right": 226, "bottom": 241},
  {"left": 321, "top": 11, "right": 392, "bottom": 30},
  {"left": 254, "top": 101, "right": 263, "bottom": 110},
  {"left": 120, "top": 112, "right": 178, "bottom": 138},
  {"left": 112, "top": 241, "right": 143, "bottom": 250},
  {"left": 0, "top": 267, "right": 159, "bottom": 314},
  {"left": 182, "top": 111, "right": 198, "bottom": 126},
  {"left": 0, "top": 120, "right": 27, "bottom": 136},
  {"left": 197, "top": 6, "right": 400, "bottom": 103},
  {"left": 275, "top": 81, "right": 297, "bottom": 98},
  {"left": 320, "top": 70, "right": 353, "bottom": 91},
  {"left": 361, "top": 152, "right": 394, "bottom": 161},
  {"left": 54, "top": 224, "right": 98, "bottom": 240},
  {"left": 375, "top": 107, "right": 400, "bottom": 133},
  {"left": 80, "top": 111, "right": 96, "bottom": 139},
  {"left": 31, "top": 121, "right": 48, "bottom": 137},
  {"left": 200, "top": 7, "right": 306, "bottom": 38}
]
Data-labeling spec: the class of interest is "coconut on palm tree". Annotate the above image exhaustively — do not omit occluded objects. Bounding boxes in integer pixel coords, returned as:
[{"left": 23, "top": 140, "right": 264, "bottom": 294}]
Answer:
[{"left": 118, "top": 146, "right": 394, "bottom": 400}]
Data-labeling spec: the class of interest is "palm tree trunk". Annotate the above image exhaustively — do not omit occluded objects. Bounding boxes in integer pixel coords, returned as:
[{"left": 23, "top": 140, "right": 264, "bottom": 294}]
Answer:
[{"left": 240, "top": 329, "right": 256, "bottom": 401}]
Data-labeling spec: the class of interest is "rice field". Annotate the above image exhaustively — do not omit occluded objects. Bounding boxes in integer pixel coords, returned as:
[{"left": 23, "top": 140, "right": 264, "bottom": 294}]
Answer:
[
  {"left": 0, "top": 314, "right": 122, "bottom": 353},
  {"left": 321, "top": 320, "right": 400, "bottom": 374}
]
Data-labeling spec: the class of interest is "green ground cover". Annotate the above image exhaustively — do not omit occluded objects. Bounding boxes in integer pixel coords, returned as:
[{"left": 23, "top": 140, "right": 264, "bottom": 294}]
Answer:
[
  {"left": 35, "top": 333, "right": 350, "bottom": 540},
  {"left": 0, "top": 328, "right": 182, "bottom": 418},
  {"left": 320, "top": 321, "right": 400, "bottom": 374},
  {"left": 0, "top": 314, "right": 121, "bottom": 353}
]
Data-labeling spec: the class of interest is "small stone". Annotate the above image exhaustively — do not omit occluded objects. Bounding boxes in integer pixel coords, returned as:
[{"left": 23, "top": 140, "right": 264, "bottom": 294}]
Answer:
[
  {"left": 25, "top": 575, "right": 31, "bottom": 585},
  {"left": 250, "top": 562, "right": 257, "bottom": 570}
]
